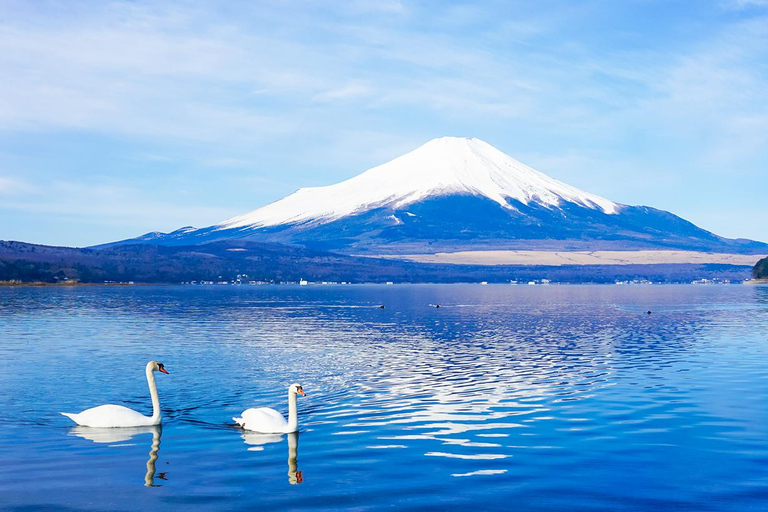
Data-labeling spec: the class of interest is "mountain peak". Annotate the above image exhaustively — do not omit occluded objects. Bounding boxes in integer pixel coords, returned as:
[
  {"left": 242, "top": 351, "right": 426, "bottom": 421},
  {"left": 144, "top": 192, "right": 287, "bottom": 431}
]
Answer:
[
  {"left": 218, "top": 137, "right": 619, "bottom": 230},
  {"left": 422, "top": 135, "right": 481, "bottom": 146}
]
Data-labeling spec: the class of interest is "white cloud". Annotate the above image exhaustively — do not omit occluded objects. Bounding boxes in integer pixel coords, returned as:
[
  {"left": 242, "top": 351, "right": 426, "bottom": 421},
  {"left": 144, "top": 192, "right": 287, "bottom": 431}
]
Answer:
[
  {"left": 0, "top": 177, "right": 15, "bottom": 194},
  {"left": 313, "top": 81, "right": 376, "bottom": 102},
  {"left": 0, "top": 176, "right": 37, "bottom": 195},
  {"left": 724, "top": 0, "right": 768, "bottom": 9},
  {"left": 0, "top": 179, "right": 235, "bottom": 231},
  {"left": 0, "top": 1, "right": 546, "bottom": 141},
  {"left": 346, "top": 0, "right": 407, "bottom": 14}
]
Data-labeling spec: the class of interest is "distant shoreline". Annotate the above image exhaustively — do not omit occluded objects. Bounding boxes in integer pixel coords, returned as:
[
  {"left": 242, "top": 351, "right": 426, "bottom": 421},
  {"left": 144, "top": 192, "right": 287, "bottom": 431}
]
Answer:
[
  {"left": 0, "top": 280, "right": 143, "bottom": 287},
  {"left": 2, "top": 280, "right": 763, "bottom": 287},
  {"left": 372, "top": 250, "right": 764, "bottom": 267}
]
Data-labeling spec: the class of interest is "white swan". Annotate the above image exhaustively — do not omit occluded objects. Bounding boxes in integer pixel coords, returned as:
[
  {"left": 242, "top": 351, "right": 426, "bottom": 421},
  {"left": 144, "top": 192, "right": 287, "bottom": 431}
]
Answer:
[
  {"left": 61, "top": 361, "right": 169, "bottom": 427},
  {"left": 234, "top": 383, "right": 305, "bottom": 433}
]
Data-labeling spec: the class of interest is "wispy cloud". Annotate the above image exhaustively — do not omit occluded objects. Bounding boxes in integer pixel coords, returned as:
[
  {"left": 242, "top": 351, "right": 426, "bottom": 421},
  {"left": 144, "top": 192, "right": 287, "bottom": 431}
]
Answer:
[
  {"left": 0, "top": 178, "right": 235, "bottom": 237},
  {"left": 313, "top": 81, "right": 376, "bottom": 103},
  {"left": 724, "top": 0, "right": 768, "bottom": 9},
  {"left": 0, "top": 175, "right": 37, "bottom": 195}
]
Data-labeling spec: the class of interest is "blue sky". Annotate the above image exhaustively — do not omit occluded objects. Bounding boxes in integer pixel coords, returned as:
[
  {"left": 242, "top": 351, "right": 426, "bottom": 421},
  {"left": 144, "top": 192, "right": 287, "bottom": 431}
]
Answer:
[{"left": 1, "top": 0, "right": 767, "bottom": 247}]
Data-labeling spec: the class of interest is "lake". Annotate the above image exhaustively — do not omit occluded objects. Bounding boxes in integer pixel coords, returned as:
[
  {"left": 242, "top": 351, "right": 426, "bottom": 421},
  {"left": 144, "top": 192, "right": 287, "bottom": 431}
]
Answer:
[{"left": 1, "top": 284, "right": 768, "bottom": 511}]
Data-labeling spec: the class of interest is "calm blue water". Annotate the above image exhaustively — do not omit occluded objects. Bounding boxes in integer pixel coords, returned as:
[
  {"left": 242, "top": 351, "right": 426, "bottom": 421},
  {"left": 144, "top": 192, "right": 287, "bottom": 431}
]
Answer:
[{"left": 1, "top": 284, "right": 768, "bottom": 511}]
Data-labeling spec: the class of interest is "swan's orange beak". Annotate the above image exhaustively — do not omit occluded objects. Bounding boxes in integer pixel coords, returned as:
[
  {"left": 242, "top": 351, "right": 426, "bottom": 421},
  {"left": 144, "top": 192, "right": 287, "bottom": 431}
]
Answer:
[
  {"left": 297, "top": 388, "right": 306, "bottom": 396},
  {"left": 159, "top": 365, "right": 169, "bottom": 374}
]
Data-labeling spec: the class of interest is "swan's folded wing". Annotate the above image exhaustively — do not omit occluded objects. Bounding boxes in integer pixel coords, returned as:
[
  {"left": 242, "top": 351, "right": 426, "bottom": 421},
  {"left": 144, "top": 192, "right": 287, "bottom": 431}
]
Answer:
[
  {"left": 240, "top": 407, "right": 288, "bottom": 433},
  {"left": 63, "top": 404, "right": 153, "bottom": 427}
]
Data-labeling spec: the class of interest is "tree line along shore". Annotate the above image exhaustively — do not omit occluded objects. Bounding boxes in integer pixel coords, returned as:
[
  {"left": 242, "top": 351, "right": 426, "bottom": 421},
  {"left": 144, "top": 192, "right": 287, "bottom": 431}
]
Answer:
[{"left": 0, "top": 240, "right": 764, "bottom": 285}]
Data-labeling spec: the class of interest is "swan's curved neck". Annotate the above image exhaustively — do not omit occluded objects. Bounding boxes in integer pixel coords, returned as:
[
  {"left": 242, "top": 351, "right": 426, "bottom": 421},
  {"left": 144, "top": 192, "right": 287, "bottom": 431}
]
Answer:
[
  {"left": 146, "top": 367, "right": 161, "bottom": 424},
  {"left": 287, "top": 391, "right": 298, "bottom": 432}
]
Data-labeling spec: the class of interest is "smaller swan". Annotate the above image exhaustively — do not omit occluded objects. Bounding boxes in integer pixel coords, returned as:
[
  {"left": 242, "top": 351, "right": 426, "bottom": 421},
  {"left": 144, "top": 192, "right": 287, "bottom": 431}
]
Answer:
[
  {"left": 61, "top": 361, "right": 169, "bottom": 428},
  {"left": 234, "top": 383, "right": 305, "bottom": 433}
]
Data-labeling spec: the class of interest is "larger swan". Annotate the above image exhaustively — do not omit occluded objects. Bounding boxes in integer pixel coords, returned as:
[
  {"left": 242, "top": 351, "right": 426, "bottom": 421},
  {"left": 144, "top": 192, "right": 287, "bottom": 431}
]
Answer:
[
  {"left": 61, "top": 361, "right": 169, "bottom": 427},
  {"left": 234, "top": 383, "right": 305, "bottom": 433}
]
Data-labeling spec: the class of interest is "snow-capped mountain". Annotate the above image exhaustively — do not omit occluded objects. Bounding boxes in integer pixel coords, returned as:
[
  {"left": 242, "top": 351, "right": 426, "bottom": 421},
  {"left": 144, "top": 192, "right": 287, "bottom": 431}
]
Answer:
[
  {"left": 102, "top": 137, "right": 767, "bottom": 254},
  {"left": 219, "top": 137, "right": 618, "bottom": 230}
]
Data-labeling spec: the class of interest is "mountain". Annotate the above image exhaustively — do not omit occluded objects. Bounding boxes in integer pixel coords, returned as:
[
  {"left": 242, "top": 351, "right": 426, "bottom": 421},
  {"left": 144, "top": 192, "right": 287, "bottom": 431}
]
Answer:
[{"left": 102, "top": 137, "right": 767, "bottom": 254}]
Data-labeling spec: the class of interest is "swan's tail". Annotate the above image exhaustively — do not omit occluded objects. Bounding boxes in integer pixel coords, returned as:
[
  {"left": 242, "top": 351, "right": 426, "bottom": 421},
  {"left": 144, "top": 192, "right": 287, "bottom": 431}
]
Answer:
[
  {"left": 61, "top": 412, "right": 78, "bottom": 423},
  {"left": 233, "top": 416, "right": 245, "bottom": 427}
]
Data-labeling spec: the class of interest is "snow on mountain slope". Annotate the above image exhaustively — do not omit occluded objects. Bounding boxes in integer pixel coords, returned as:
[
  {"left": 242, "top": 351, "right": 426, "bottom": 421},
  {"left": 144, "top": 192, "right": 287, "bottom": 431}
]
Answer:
[{"left": 217, "top": 137, "right": 619, "bottom": 230}]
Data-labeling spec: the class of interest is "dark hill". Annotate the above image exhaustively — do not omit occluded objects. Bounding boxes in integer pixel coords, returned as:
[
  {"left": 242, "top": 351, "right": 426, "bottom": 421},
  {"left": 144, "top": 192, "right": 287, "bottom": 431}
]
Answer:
[{"left": 754, "top": 256, "right": 768, "bottom": 279}]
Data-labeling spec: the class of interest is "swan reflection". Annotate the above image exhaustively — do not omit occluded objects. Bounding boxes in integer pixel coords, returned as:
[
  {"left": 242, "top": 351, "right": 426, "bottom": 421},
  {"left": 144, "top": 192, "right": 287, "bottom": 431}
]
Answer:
[
  {"left": 69, "top": 425, "right": 166, "bottom": 487},
  {"left": 241, "top": 431, "right": 303, "bottom": 484}
]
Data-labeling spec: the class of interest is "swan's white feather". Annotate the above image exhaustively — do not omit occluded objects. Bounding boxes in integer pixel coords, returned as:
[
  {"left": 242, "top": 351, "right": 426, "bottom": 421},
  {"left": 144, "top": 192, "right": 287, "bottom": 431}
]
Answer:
[
  {"left": 61, "top": 404, "right": 158, "bottom": 428},
  {"left": 234, "top": 407, "right": 290, "bottom": 433}
]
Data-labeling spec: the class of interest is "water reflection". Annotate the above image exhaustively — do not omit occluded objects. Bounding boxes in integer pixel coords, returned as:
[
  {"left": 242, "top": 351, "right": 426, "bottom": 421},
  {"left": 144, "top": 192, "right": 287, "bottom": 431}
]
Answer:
[
  {"left": 143, "top": 426, "right": 165, "bottom": 487},
  {"left": 241, "top": 431, "right": 303, "bottom": 484},
  {"left": 69, "top": 425, "right": 166, "bottom": 487}
]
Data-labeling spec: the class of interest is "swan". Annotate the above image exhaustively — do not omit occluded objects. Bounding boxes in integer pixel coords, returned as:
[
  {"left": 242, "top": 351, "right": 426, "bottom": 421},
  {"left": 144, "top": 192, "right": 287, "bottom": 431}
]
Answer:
[
  {"left": 61, "top": 361, "right": 169, "bottom": 427},
  {"left": 234, "top": 383, "right": 305, "bottom": 433}
]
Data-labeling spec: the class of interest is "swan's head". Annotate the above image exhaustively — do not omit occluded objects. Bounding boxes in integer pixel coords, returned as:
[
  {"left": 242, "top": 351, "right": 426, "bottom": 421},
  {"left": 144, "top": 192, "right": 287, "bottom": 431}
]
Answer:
[
  {"left": 290, "top": 383, "right": 306, "bottom": 397},
  {"left": 148, "top": 360, "right": 169, "bottom": 374}
]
